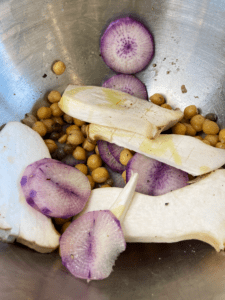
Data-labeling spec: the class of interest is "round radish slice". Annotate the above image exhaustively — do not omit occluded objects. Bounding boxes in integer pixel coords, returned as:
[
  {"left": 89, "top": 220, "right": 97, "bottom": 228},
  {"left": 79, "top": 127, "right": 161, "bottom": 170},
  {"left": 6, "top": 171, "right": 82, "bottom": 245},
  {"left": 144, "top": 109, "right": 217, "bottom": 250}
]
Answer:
[
  {"left": 100, "top": 17, "right": 154, "bottom": 74},
  {"left": 20, "top": 158, "right": 91, "bottom": 218},
  {"left": 126, "top": 153, "right": 188, "bottom": 196},
  {"left": 60, "top": 210, "right": 126, "bottom": 280},
  {"left": 97, "top": 140, "right": 126, "bottom": 173},
  {"left": 153, "top": 164, "right": 189, "bottom": 196},
  {"left": 102, "top": 74, "right": 148, "bottom": 99},
  {"left": 107, "top": 142, "right": 124, "bottom": 163}
]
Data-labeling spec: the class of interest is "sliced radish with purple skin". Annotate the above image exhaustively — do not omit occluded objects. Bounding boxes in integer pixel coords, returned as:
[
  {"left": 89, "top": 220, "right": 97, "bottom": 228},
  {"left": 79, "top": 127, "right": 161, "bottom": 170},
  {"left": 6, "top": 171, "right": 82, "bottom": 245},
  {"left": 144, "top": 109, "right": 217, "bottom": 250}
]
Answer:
[
  {"left": 107, "top": 142, "right": 124, "bottom": 164},
  {"left": 60, "top": 173, "right": 138, "bottom": 281},
  {"left": 97, "top": 140, "right": 126, "bottom": 173},
  {"left": 100, "top": 17, "right": 154, "bottom": 74},
  {"left": 102, "top": 74, "right": 148, "bottom": 100},
  {"left": 20, "top": 158, "right": 91, "bottom": 218},
  {"left": 126, "top": 153, "right": 189, "bottom": 196}
]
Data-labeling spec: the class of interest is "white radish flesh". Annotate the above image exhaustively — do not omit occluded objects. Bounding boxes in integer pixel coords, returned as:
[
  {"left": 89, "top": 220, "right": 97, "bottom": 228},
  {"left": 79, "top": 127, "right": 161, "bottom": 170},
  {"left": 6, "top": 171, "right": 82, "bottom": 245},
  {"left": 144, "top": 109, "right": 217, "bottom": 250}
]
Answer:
[
  {"left": 80, "top": 169, "right": 225, "bottom": 252},
  {"left": 60, "top": 173, "right": 138, "bottom": 280},
  {"left": 88, "top": 124, "right": 225, "bottom": 176},
  {"left": 59, "top": 85, "right": 183, "bottom": 139},
  {"left": 0, "top": 122, "right": 60, "bottom": 253}
]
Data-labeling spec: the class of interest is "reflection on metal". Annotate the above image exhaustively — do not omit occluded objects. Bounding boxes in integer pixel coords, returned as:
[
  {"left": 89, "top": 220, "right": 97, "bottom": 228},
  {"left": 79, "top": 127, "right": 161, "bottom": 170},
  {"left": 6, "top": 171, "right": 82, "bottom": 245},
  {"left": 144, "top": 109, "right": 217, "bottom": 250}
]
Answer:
[{"left": 0, "top": 0, "right": 225, "bottom": 299}]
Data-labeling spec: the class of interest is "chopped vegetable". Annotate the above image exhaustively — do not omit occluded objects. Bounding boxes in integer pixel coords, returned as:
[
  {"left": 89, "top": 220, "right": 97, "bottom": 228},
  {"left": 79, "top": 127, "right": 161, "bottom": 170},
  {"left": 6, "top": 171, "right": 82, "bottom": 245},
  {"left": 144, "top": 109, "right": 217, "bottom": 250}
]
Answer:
[
  {"left": 0, "top": 122, "right": 59, "bottom": 253},
  {"left": 81, "top": 169, "right": 225, "bottom": 252},
  {"left": 126, "top": 153, "right": 188, "bottom": 196},
  {"left": 97, "top": 140, "right": 126, "bottom": 173},
  {"left": 60, "top": 173, "right": 138, "bottom": 280},
  {"left": 20, "top": 158, "right": 91, "bottom": 218},
  {"left": 88, "top": 123, "right": 225, "bottom": 176},
  {"left": 102, "top": 74, "right": 148, "bottom": 99},
  {"left": 100, "top": 17, "right": 154, "bottom": 74},
  {"left": 59, "top": 85, "right": 183, "bottom": 139},
  {"left": 107, "top": 142, "right": 124, "bottom": 163}
]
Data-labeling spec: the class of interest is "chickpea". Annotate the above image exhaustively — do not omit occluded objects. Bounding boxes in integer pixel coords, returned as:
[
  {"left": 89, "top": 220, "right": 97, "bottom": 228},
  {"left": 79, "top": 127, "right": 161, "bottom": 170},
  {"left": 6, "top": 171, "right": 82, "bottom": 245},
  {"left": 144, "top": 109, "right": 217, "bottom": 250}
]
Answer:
[
  {"left": 73, "top": 146, "right": 86, "bottom": 161},
  {"left": 67, "top": 130, "right": 84, "bottom": 146},
  {"left": 52, "top": 116, "right": 64, "bottom": 125},
  {"left": 66, "top": 125, "right": 80, "bottom": 135},
  {"left": 101, "top": 184, "right": 111, "bottom": 188},
  {"left": 122, "top": 170, "right": 126, "bottom": 183},
  {"left": 64, "top": 144, "right": 75, "bottom": 155},
  {"left": 81, "top": 124, "right": 87, "bottom": 137},
  {"left": 194, "top": 136, "right": 203, "bottom": 140},
  {"left": 87, "top": 154, "right": 102, "bottom": 171},
  {"left": 52, "top": 61, "right": 66, "bottom": 75},
  {"left": 219, "top": 129, "right": 225, "bottom": 143},
  {"left": 63, "top": 114, "right": 73, "bottom": 124},
  {"left": 204, "top": 135, "right": 219, "bottom": 147},
  {"left": 92, "top": 167, "right": 109, "bottom": 183},
  {"left": 82, "top": 138, "right": 96, "bottom": 151},
  {"left": 149, "top": 93, "right": 165, "bottom": 105},
  {"left": 32, "top": 121, "right": 47, "bottom": 137},
  {"left": 202, "top": 119, "right": 219, "bottom": 135},
  {"left": 216, "top": 142, "right": 225, "bottom": 149},
  {"left": 37, "top": 107, "right": 52, "bottom": 120},
  {"left": 119, "top": 149, "right": 133, "bottom": 166},
  {"left": 54, "top": 217, "right": 72, "bottom": 226},
  {"left": 42, "top": 118, "right": 55, "bottom": 133},
  {"left": 171, "top": 123, "right": 186, "bottom": 135},
  {"left": 58, "top": 134, "right": 68, "bottom": 144},
  {"left": 48, "top": 90, "right": 61, "bottom": 103},
  {"left": 161, "top": 103, "right": 172, "bottom": 110},
  {"left": 61, "top": 222, "right": 71, "bottom": 234},
  {"left": 75, "top": 164, "right": 88, "bottom": 175},
  {"left": 184, "top": 124, "right": 196, "bottom": 136},
  {"left": 202, "top": 140, "right": 211, "bottom": 146},
  {"left": 184, "top": 105, "right": 198, "bottom": 119},
  {"left": 190, "top": 115, "right": 205, "bottom": 132},
  {"left": 95, "top": 145, "right": 99, "bottom": 155},
  {"left": 73, "top": 118, "right": 86, "bottom": 127},
  {"left": 87, "top": 175, "right": 95, "bottom": 189},
  {"left": 50, "top": 103, "right": 64, "bottom": 117},
  {"left": 44, "top": 139, "right": 58, "bottom": 153}
]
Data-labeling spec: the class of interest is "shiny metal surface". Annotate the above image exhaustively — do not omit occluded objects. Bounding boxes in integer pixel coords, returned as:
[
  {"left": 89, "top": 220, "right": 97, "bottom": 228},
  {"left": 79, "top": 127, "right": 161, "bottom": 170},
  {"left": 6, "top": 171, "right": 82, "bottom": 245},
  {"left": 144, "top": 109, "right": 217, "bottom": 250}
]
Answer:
[{"left": 1, "top": 0, "right": 225, "bottom": 299}]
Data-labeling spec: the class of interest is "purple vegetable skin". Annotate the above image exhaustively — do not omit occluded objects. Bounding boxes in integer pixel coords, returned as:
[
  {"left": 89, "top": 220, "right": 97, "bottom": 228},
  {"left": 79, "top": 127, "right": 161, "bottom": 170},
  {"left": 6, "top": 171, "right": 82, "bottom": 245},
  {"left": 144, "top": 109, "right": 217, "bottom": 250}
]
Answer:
[
  {"left": 60, "top": 210, "right": 126, "bottom": 280},
  {"left": 20, "top": 158, "right": 91, "bottom": 218},
  {"left": 97, "top": 140, "right": 126, "bottom": 173},
  {"left": 107, "top": 142, "right": 124, "bottom": 163},
  {"left": 102, "top": 74, "right": 148, "bottom": 100},
  {"left": 100, "top": 17, "right": 154, "bottom": 74},
  {"left": 126, "top": 153, "right": 188, "bottom": 196}
]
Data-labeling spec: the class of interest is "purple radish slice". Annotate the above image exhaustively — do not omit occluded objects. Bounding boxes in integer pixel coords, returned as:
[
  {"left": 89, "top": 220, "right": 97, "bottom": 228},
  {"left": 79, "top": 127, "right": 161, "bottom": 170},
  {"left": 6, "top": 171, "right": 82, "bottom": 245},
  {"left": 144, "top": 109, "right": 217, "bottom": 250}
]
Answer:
[
  {"left": 107, "top": 142, "right": 124, "bottom": 163},
  {"left": 104, "top": 164, "right": 125, "bottom": 188},
  {"left": 60, "top": 173, "right": 138, "bottom": 281},
  {"left": 126, "top": 153, "right": 188, "bottom": 196},
  {"left": 100, "top": 17, "right": 154, "bottom": 74},
  {"left": 20, "top": 158, "right": 91, "bottom": 218},
  {"left": 153, "top": 164, "right": 189, "bottom": 196},
  {"left": 60, "top": 210, "right": 125, "bottom": 280},
  {"left": 97, "top": 140, "right": 126, "bottom": 173},
  {"left": 102, "top": 74, "right": 148, "bottom": 100}
]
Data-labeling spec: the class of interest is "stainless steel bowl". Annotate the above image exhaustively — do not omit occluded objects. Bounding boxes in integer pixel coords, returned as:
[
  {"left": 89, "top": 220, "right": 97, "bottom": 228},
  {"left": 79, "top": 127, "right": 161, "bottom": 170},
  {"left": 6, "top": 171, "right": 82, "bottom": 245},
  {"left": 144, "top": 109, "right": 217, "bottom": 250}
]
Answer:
[{"left": 1, "top": 0, "right": 225, "bottom": 299}]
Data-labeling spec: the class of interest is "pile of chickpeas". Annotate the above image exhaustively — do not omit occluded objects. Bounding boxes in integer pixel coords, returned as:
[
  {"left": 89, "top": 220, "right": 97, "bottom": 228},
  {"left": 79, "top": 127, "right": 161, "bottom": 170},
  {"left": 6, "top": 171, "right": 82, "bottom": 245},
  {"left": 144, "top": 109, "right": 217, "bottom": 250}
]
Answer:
[{"left": 150, "top": 93, "right": 225, "bottom": 149}]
